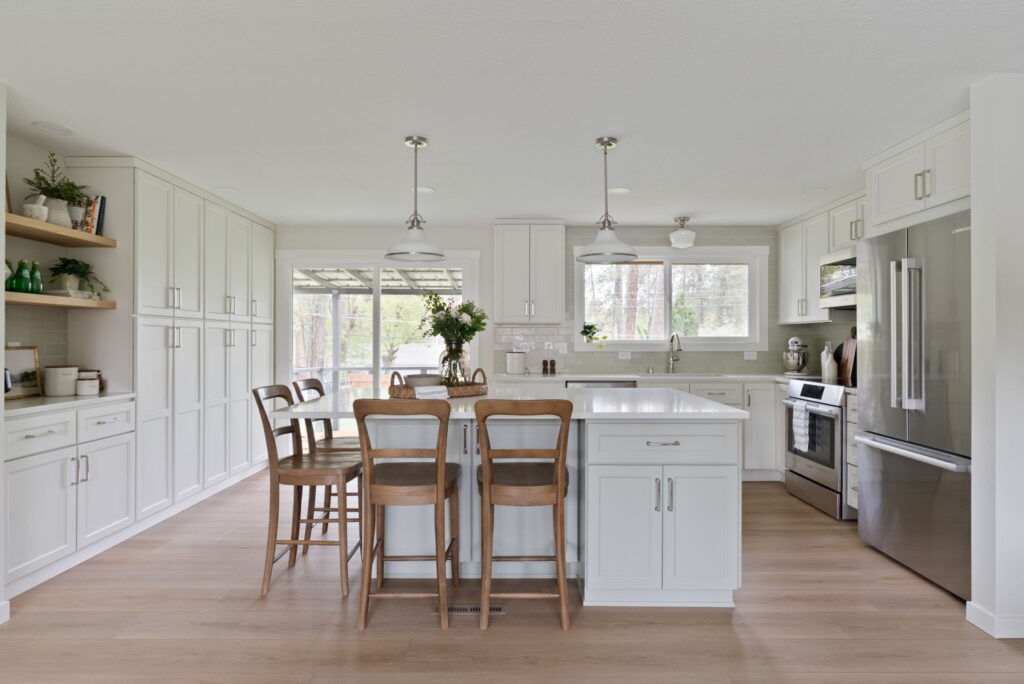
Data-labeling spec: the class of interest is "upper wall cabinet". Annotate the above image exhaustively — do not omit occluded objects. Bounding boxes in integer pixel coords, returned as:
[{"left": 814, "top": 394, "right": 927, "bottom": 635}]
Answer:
[
  {"left": 864, "top": 114, "right": 970, "bottom": 237},
  {"left": 827, "top": 195, "right": 866, "bottom": 253},
  {"left": 493, "top": 222, "right": 565, "bottom": 324},
  {"left": 778, "top": 212, "right": 831, "bottom": 324},
  {"left": 250, "top": 222, "right": 274, "bottom": 324}
]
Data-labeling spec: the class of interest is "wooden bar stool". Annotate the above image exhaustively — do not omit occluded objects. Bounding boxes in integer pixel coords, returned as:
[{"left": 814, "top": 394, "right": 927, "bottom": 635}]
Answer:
[
  {"left": 292, "top": 378, "right": 362, "bottom": 548},
  {"left": 253, "top": 385, "right": 362, "bottom": 598},
  {"left": 353, "top": 399, "right": 460, "bottom": 630},
  {"left": 475, "top": 399, "right": 573, "bottom": 631}
]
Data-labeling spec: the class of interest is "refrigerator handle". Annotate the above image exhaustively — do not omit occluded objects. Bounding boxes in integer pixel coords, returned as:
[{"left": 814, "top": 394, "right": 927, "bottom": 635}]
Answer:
[
  {"left": 903, "top": 258, "right": 925, "bottom": 410},
  {"left": 889, "top": 260, "right": 902, "bottom": 409},
  {"left": 854, "top": 433, "right": 969, "bottom": 472}
]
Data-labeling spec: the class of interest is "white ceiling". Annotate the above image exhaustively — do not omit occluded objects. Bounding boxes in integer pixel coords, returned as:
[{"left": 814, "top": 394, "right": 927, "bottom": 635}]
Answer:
[{"left": 2, "top": 1, "right": 1023, "bottom": 228}]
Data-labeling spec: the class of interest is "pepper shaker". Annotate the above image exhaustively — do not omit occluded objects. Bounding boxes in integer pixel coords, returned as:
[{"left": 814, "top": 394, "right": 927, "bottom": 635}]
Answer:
[
  {"left": 549, "top": 359, "right": 557, "bottom": 375},
  {"left": 542, "top": 359, "right": 550, "bottom": 375}
]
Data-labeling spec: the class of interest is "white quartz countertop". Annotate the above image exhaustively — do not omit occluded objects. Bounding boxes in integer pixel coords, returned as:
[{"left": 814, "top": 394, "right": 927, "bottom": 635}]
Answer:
[
  {"left": 4, "top": 392, "right": 136, "bottom": 418},
  {"left": 494, "top": 372, "right": 801, "bottom": 383},
  {"left": 268, "top": 386, "right": 749, "bottom": 421}
]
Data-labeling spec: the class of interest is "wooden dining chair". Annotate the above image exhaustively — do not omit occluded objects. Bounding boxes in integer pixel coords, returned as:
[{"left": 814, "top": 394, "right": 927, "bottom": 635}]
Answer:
[
  {"left": 253, "top": 384, "right": 362, "bottom": 597},
  {"left": 475, "top": 399, "right": 574, "bottom": 631},
  {"left": 292, "top": 377, "right": 362, "bottom": 551},
  {"left": 353, "top": 399, "right": 460, "bottom": 630}
]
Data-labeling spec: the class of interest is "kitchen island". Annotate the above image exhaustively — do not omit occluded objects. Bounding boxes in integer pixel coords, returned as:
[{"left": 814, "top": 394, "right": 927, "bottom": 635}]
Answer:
[{"left": 268, "top": 386, "right": 748, "bottom": 607}]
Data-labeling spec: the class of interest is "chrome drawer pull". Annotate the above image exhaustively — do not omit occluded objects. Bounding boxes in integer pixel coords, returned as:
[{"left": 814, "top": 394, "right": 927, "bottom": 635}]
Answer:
[
  {"left": 646, "top": 440, "right": 680, "bottom": 447},
  {"left": 95, "top": 417, "right": 122, "bottom": 425},
  {"left": 23, "top": 429, "right": 58, "bottom": 439},
  {"left": 668, "top": 477, "right": 675, "bottom": 512},
  {"left": 654, "top": 478, "right": 661, "bottom": 512}
]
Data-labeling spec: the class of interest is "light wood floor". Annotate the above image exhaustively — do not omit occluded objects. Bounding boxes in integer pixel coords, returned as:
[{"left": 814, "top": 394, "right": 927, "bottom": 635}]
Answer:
[{"left": 1, "top": 479, "right": 1021, "bottom": 683}]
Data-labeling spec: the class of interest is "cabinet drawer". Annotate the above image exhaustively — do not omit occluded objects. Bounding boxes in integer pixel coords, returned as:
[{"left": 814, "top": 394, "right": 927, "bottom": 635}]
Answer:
[
  {"left": 847, "top": 464, "right": 859, "bottom": 508},
  {"left": 5, "top": 411, "right": 77, "bottom": 460},
  {"left": 690, "top": 384, "right": 742, "bottom": 405},
  {"left": 78, "top": 402, "right": 136, "bottom": 443},
  {"left": 587, "top": 422, "right": 740, "bottom": 466}
]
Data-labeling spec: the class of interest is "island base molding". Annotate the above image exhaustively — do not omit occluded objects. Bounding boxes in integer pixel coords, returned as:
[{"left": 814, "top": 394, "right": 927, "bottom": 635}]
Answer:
[{"left": 581, "top": 587, "right": 735, "bottom": 608}]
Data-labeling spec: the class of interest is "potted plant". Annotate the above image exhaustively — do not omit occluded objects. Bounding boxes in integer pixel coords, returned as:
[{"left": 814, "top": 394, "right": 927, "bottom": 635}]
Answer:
[
  {"left": 48, "top": 257, "right": 108, "bottom": 297},
  {"left": 421, "top": 293, "right": 488, "bottom": 385},
  {"left": 580, "top": 322, "right": 608, "bottom": 348},
  {"left": 23, "top": 152, "right": 89, "bottom": 228}
]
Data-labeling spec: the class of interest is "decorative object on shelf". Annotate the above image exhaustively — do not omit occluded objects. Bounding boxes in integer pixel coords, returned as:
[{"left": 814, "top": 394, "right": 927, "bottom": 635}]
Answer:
[
  {"left": 577, "top": 136, "right": 637, "bottom": 264},
  {"left": 670, "top": 216, "right": 696, "bottom": 249},
  {"left": 82, "top": 195, "right": 107, "bottom": 235},
  {"left": 385, "top": 135, "right": 445, "bottom": 262},
  {"left": 403, "top": 374, "right": 443, "bottom": 387},
  {"left": 783, "top": 335, "right": 810, "bottom": 375},
  {"left": 550, "top": 359, "right": 557, "bottom": 374},
  {"left": 420, "top": 292, "right": 488, "bottom": 385},
  {"left": 48, "top": 257, "right": 108, "bottom": 297},
  {"left": 5, "top": 346, "right": 41, "bottom": 400},
  {"left": 821, "top": 341, "right": 838, "bottom": 382},
  {"left": 21, "top": 194, "right": 48, "bottom": 222},
  {"left": 388, "top": 368, "right": 488, "bottom": 398},
  {"left": 580, "top": 322, "right": 608, "bottom": 348},
  {"left": 505, "top": 351, "right": 526, "bottom": 375},
  {"left": 29, "top": 261, "right": 43, "bottom": 294},
  {"left": 43, "top": 365, "right": 79, "bottom": 397},
  {"left": 68, "top": 204, "right": 85, "bottom": 230},
  {"left": 22, "top": 152, "right": 90, "bottom": 229},
  {"left": 11, "top": 259, "right": 32, "bottom": 293},
  {"left": 4, "top": 259, "right": 12, "bottom": 290},
  {"left": 542, "top": 359, "right": 550, "bottom": 375},
  {"left": 835, "top": 326, "right": 857, "bottom": 383},
  {"left": 76, "top": 369, "right": 100, "bottom": 396}
]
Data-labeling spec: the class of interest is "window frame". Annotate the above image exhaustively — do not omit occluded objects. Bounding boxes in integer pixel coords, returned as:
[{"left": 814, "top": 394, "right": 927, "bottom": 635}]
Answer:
[{"left": 573, "top": 245, "right": 769, "bottom": 352}]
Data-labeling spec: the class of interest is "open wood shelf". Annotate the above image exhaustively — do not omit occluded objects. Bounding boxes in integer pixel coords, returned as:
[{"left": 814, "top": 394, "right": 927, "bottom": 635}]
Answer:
[
  {"left": 5, "top": 212, "right": 117, "bottom": 248},
  {"left": 5, "top": 292, "right": 117, "bottom": 309}
]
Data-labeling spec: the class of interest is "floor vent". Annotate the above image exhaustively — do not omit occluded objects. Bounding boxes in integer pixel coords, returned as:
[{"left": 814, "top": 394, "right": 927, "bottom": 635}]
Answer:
[{"left": 431, "top": 604, "right": 506, "bottom": 615}]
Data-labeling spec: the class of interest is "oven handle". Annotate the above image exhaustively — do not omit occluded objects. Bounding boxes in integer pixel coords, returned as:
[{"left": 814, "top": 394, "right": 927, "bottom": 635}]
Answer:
[
  {"left": 853, "top": 433, "right": 970, "bottom": 473},
  {"left": 782, "top": 399, "right": 841, "bottom": 418}
]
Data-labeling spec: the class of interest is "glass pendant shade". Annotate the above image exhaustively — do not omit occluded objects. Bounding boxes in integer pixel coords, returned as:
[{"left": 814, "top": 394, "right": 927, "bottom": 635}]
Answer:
[
  {"left": 386, "top": 135, "right": 445, "bottom": 262},
  {"left": 577, "top": 136, "right": 637, "bottom": 264},
  {"left": 669, "top": 216, "right": 695, "bottom": 249}
]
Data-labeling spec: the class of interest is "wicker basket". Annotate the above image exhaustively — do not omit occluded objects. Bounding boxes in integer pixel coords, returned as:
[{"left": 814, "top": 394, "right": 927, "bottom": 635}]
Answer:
[{"left": 388, "top": 369, "right": 488, "bottom": 399}]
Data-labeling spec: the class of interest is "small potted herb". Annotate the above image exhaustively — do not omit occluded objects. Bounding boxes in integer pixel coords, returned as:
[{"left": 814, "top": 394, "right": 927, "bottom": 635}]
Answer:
[
  {"left": 23, "top": 153, "right": 90, "bottom": 228},
  {"left": 48, "top": 258, "right": 108, "bottom": 297},
  {"left": 580, "top": 322, "right": 608, "bottom": 348}
]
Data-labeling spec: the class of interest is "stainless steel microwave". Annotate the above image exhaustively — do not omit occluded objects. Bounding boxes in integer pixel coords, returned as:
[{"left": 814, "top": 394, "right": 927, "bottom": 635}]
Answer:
[{"left": 819, "top": 248, "right": 856, "bottom": 309}]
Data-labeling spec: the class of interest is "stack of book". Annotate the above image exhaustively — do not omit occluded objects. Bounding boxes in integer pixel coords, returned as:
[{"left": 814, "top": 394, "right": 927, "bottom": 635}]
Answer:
[{"left": 82, "top": 196, "right": 107, "bottom": 235}]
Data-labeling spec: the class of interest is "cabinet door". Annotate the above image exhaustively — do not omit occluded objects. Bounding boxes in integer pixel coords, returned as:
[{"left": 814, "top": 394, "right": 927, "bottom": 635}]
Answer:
[
  {"left": 4, "top": 447, "right": 78, "bottom": 582},
  {"left": 662, "top": 465, "right": 739, "bottom": 590},
  {"left": 173, "top": 319, "right": 204, "bottom": 501},
  {"left": 250, "top": 324, "right": 274, "bottom": 465},
  {"left": 135, "top": 317, "right": 174, "bottom": 519},
  {"left": 742, "top": 384, "right": 777, "bottom": 470},
  {"left": 528, "top": 225, "right": 565, "bottom": 323},
  {"left": 925, "top": 121, "right": 970, "bottom": 209},
  {"left": 868, "top": 144, "right": 926, "bottom": 226},
  {"left": 77, "top": 434, "right": 135, "bottom": 548},
  {"left": 228, "top": 324, "right": 251, "bottom": 474},
  {"left": 250, "top": 223, "right": 275, "bottom": 324},
  {"left": 493, "top": 225, "right": 532, "bottom": 323},
  {"left": 778, "top": 223, "right": 804, "bottom": 324},
  {"left": 802, "top": 213, "right": 831, "bottom": 323},
  {"left": 585, "top": 465, "right": 662, "bottom": 590},
  {"left": 203, "top": 204, "right": 231, "bottom": 320},
  {"left": 172, "top": 187, "right": 204, "bottom": 318},
  {"left": 227, "top": 213, "right": 251, "bottom": 321},
  {"left": 828, "top": 199, "right": 858, "bottom": 252},
  {"left": 203, "top": 322, "right": 231, "bottom": 486},
  {"left": 135, "top": 171, "right": 175, "bottom": 316}
]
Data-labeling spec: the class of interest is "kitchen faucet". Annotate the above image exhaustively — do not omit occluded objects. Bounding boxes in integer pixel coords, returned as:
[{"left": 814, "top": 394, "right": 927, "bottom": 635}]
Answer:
[{"left": 668, "top": 332, "right": 683, "bottom": 373}]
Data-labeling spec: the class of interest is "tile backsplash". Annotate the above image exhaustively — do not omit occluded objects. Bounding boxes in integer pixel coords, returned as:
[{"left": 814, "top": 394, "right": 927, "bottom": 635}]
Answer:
[{"left": 6, "top": 304, "right": 69, "bottom": 367}]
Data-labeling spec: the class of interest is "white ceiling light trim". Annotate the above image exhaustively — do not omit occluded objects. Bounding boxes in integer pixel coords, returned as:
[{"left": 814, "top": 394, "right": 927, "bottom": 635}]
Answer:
[
  {"left": 577, "top": 136, "right": 637, "bottom": 264},
  {"left": 670, "top": 216, "right": 696, "bottom": 249},
  {"left": 31, "top": 120, "right": 74, "bottom": 135},
  {"left": 385, "top": 135, "right": 445, "bottom": 263}
]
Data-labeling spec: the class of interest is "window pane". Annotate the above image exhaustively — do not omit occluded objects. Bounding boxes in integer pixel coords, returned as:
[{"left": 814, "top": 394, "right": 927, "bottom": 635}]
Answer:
[
  {"left": 584, "top": 262, "right": 666, "bottom": 341},
  {"left": 670, "top": 264, "right": 749, "bottom": 337}
]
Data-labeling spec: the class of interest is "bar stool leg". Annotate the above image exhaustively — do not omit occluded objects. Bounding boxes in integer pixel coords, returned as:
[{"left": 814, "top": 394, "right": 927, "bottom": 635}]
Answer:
[
  {"left": 261, "top": 481, "right": 280, "bottom": 595},
  {"left": 356, "top": 478, "right": 364, "bottom": 558},
  {"left": 358, "top": 484, "right": 375, "bottom": 630},
  {"left": 434, "top": 499, "right": 449, "bottom": 629},
  {"left": 480, "top": 494, "right": 494, "bottom": 630},
  {"left": 375, "top": 505, "right": 385, "bottom": 589},
  {"left": 303, "top": 485, "right": 316, "bottom": 555},
  {"left": 554, "top": 499, "right": 570, "bottom": 631},
  {"left": 288, "top": 486, "right": 303, "bottom": 567},
  {"left": 336, "top": 476, "right": 349, "bottom": 598},
  {"left": 449, "top": 488, "right": 461, "bottom": 587},
  {"left": 321, "top": 484, "right": 333, "bottom": 534}
]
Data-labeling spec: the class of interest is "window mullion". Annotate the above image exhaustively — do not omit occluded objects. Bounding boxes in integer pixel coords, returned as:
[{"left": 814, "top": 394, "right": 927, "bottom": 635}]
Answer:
[
  {"left": 664, "top": 260, "right": 673, "bottom": 341},
  {"left": 372, "top": 267, "right": 382, "bottom": 398}
]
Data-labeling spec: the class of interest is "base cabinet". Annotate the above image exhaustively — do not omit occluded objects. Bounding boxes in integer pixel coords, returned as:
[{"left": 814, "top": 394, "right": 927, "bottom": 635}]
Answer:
[
  {"left": 77, "top": 434, "right": 135, "bottom": 547},
  {"left": 742, "top": 384, "right": 777, "bottom": 471}
]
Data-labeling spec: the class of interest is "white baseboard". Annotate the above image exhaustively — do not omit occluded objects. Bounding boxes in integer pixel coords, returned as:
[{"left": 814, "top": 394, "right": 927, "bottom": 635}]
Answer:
[
  {"left": 742, "top": 469, "right": 784, "bottom": 482},
  {"left": 0, "top": 600, "right": 9, "bottom": 625},
  {"left": 5, "top": 461, "right": 268, "bottom": 600},
  {"left": 967, "top": 601, "right": 1024, "bottom": 638}
]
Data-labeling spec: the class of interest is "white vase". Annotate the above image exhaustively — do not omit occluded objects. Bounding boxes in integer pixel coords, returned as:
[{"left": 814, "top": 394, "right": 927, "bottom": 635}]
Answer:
[
  {"left": 67, "top": 205, "right": 85, "bottom": 230},
  {"left": 43, "top": 198, "right": 71, "bottom": 227},
  {"left": 58, "top": 274, "right": 80, "bottom": 291}
]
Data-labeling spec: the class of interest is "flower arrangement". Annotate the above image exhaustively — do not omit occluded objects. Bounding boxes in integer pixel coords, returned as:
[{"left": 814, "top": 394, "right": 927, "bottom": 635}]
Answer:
[
  {"left": 580, "top": 322, "right": 608, "bottom": 348},
  {"left": 421, "top": 293, "right": 488, "bottom": 385}
]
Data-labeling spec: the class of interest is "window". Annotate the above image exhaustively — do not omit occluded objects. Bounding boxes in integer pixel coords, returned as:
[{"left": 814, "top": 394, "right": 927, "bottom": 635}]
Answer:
[{"left": 575, "top": 246, "right": 768, "bottom": 351}]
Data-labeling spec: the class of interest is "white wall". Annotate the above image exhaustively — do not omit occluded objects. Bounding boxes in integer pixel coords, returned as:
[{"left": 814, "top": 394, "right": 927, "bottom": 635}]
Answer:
[{"left": 1, "top": 81, "right": 10, "bottom": 624}]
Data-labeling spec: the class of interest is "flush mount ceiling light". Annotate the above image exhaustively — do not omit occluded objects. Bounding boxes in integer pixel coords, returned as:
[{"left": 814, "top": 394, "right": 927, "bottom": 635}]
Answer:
[
  {"left": 577, "top": 137, "right": 637, "bottom": 264},
  {"left": 386, "top": 136, "right": 445, "bottom": 262},
  {"left": 670, "top": 216, "right": 696, "bottom": 249},
  {"left": 31, "top": 120, "right": 74, "bottom": 135},
  {"left": 608, "top": 186, "right": 631, "bottom": 195}
]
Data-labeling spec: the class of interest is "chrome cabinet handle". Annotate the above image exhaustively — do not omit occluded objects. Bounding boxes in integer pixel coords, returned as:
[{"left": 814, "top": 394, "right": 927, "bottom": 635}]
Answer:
[
  {"left": 913, "top": 172, "right": 921, "bottom": 200},
  {"left": 530, "top": 300, "right": 535, "bottom": 315},
  {"left": 23, "top": 429, "right": 58, "bottom": 439},
  {"left": 462, "top": 424, "right": 468, "bottom": 455},
  {"left": 746, "top": 391, "right": 751, "bottom": 408},
  {"left": 174, "top": 287, "right": 182, "bottom": 309},
  {"left": 654, "top": 478, "right": 661, "bottom": 512},
  {"left": 80, "top": 454, "right": 90, "bottom": 483},
  {"left": 646, "top": 440, "right": 681, "bottom": 447},
  {"left": 524, "top": 299, "right": 529, "bottom": 317},
  {"left": 923, "top": 169, "right": 932, "bottom": 198},
  {"left": 251, "top": 298, "right": 258, "bottom": 317},
  {"left": 668, "top": 478, "right": 675, "bottom": 512},
  {"left": 849, "top": 220, "right": 856, "bottom": 242},
  {"left": 174, "top": 327, "right": 182, "bottom": 348},
  {"left": 251, "top": 332, "right": 257, "bottom": 347},
  {"left": 95, "top": 417, "right": 121, "bottom": 425},
  {"left": 168, "top": 286, "right": 176, "bottom": 308},
  {"left": 70, "top": 457, "right": 80, "bottom": 486}
]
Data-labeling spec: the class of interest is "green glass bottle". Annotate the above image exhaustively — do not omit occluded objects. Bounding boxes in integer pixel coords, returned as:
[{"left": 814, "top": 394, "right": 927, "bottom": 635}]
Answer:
[
  {"left": 30, "top": 261, "right": 44, "bottom": 294},
  {"left": 4, "top": 260, "right": 13, "bottom": 291},
  {"left": 13, "top": 259, "right": 31, "bottom": 293}
]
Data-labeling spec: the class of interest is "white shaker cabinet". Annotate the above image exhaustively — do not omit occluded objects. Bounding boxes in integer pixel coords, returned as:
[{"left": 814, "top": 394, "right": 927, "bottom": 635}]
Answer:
[
  {"left": 778, "top": 212, "right": 831, "bottom": 324},
  {"left": 135, "top": 317, "right": 175, "bottom": 519},
  {"left": 742, "top": 384, "right": 777, "bottom": 471},
  {"left": 228, "top": 324, "right": 252, "bottom": 474},
  {"left": 203, "top": 321, "right": 231, "bottom": 487},
  {"left": 204, "top": 204, "right": 232, "bottom": 320},
  {"left": 227, "top": 214, "right": 252, "bottom": 322},
  {"left": 250, "top": 223, "right": 274, "bottom": 324},
  {"left": 827, "top": 195, "right": 866, "bottom": 252},
  {"left": 250, "top": 324, "right": 274, "bottom": 464},
  {"left": 778, "top": 223, "right": 804, "bottom": 324},
  {"left": 493, "top": 223, "right": 565, "bottom": 324},
  {"left": 173, "top": 319, "right": 204, "bottom": 502},
  {"left": 135, "top": 171, "right": 175, "bottom": 316},
  {"left": 76, "top": 433, "right": 135, "bottom": 548},
  {"left": 172, "top": 187, "right": 204, "bottom": 318}
]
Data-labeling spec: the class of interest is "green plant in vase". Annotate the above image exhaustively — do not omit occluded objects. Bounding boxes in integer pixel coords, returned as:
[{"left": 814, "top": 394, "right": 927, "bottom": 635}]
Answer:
[
  {"left": 580, "top": 322, "right": 608, "bottom": 348},
  {"left": 48, "top": 257, "right": 109, "bottom": 297},
  {"left": 22, "top": 152, "right": 90, "bottom": 228},
  {"left": 421, "top": 293, "right": 488, "bottom": 385}
]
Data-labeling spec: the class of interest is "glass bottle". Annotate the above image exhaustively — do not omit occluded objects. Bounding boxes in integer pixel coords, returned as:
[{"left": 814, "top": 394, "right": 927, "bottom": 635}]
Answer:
[
  {"left": 30, "top": 261, "right": 44, "bottom": 294},
  {"left": 13, "top": 260, "right": 31, "bottom": 293},
  {"left": 4, "top": 260, "right": 13, "bottom": 291}
]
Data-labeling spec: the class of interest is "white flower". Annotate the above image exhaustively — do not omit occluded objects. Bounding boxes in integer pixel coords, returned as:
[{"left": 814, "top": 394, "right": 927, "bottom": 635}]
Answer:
[{"left": 459, "top": 312, "right": 472, "bottom": 324}]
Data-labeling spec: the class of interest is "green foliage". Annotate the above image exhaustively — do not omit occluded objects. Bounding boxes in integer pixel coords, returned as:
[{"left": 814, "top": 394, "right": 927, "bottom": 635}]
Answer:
[
  {"left": 23, "top": 152, "right": 90, "bottom": 204},
  {"left": 420, "top": 293, "right": 488, "bottom": 342},
  {"left": 580, "top": 322, "right": 608, "bottom": 348},
  {"left": 48, "top": 257, "right": 108, "bottom": 293}
]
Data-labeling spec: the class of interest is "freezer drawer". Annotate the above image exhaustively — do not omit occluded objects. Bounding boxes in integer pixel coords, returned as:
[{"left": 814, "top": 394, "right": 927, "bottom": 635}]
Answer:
[{"left": 855, "top": 433, "right": 970, "bottom": 599}]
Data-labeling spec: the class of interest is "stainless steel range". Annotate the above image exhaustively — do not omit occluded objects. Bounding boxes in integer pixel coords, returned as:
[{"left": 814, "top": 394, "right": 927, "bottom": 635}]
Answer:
[{"left": 783, "top": 379, "right": 856, "bottom": 520}]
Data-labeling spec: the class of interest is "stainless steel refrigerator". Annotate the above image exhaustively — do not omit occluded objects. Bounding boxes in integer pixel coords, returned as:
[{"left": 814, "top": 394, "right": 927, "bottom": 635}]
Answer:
[{"left": 855, "top": 210, "right": 972, "bottom": 599}]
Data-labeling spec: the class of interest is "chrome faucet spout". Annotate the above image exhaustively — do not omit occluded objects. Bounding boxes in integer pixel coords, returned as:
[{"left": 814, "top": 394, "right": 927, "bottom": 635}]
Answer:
[{"left": 668, "top": 333, "right": 683, "bottom": 373}]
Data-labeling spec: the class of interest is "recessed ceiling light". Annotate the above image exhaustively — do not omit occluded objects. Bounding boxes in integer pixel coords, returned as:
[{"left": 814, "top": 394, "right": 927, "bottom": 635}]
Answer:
[
  {"left": 608, "top": 187, "right": 631, "bottom": 194},
  {"left": 31, "top": 120, "right": 74, "bottom": 135},
  {"left": 416, "top": 186, "right": 436, "bottom": 194},
  {"left": 212, "top": 185, "right": 239, "bottom": 194}
]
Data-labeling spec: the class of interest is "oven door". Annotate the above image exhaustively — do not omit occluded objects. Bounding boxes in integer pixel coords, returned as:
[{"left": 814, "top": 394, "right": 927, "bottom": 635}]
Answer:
[{"left": 783, "top": 400, "right": 842, "bottom": 491}]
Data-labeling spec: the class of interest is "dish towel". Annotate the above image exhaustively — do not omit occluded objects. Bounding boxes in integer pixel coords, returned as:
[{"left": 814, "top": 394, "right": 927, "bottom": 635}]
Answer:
[
  {"left": 791, "top": 400, "right": 810, "bottom": 453},
  {"left": 413, "top": 385, "right": 449, "bottom": 399}
]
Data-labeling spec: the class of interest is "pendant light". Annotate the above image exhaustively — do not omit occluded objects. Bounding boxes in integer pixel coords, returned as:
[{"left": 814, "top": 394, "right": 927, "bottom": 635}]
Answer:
[
  {"left": 576, "top": 137, "right": 638, "bottom": 264},
  {"left": 670, "top": 216, "right": 696, "bottom": 249},
  {"left": 385, "top": 135, "right": 445, "bottom": 262}
]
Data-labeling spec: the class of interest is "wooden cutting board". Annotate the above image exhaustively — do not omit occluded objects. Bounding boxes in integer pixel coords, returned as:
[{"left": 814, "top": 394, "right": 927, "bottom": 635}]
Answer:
[{"left": 839, "top": 327, "right": 857, "bottom": 380}]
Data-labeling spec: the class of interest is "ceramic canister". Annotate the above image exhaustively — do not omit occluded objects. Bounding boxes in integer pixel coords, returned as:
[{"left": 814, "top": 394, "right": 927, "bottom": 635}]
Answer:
[
  {"left": 43, "top": 365, "right": 79, "bottom": 396},
  {"left": 505, "top": 351, "right": 527, "bottom": 375},
  {"left": 76, "top": 378, "right": 100, "bottom": 396}
]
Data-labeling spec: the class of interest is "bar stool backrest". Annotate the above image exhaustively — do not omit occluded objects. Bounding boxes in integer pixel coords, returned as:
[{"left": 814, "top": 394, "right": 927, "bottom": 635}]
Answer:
[
  {"left": 253, "top": 384, "right": 304, "bottom": 474},
  {"left": 474, "top": 399, "right": 574, "bottom": 489},
  {"left": 353, "top": 399, "right": 452, "bottom": 502},
  {"left": 292, "top": 377, "right": 335, "bottom": 448}
]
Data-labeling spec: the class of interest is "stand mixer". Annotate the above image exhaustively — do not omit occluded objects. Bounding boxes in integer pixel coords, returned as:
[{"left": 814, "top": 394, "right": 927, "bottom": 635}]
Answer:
[{"left": 783, "top": 336, "right": 810, "bottom": 375}]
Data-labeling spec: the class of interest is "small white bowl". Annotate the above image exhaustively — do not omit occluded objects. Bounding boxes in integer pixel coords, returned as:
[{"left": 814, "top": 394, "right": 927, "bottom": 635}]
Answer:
[{"left": 22, "top": 204, "right": 49, "bottom": 221}]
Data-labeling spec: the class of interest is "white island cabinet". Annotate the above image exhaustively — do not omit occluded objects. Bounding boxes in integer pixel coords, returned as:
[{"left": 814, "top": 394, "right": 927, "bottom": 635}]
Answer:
[{"left": 268, "top": 385, "right": 747, "bottom": 607}]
